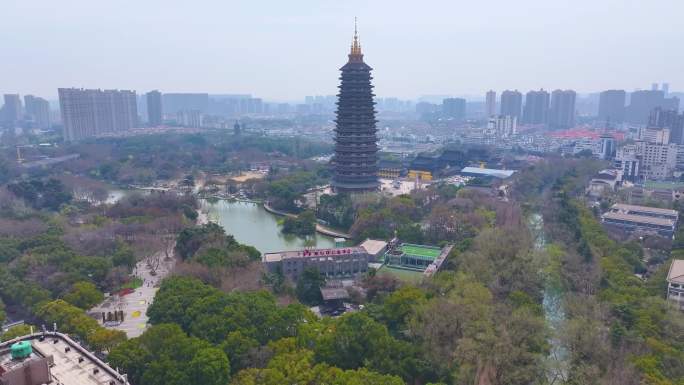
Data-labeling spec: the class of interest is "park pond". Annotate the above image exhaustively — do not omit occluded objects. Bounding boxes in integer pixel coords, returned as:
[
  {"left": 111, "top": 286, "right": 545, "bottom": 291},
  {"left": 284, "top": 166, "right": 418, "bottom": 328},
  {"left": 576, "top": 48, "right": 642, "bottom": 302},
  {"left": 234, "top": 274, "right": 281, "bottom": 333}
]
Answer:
[{"left": 200, "top": 199, "right": 337, "bottom": 253}]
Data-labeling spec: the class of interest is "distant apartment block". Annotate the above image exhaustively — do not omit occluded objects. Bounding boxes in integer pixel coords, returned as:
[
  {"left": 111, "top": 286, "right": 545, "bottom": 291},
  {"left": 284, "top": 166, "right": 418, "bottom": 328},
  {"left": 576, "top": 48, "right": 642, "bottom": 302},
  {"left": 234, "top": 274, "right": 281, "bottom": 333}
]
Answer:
[
  {"left": 442, "top": 98, "right": 466, "bottom": 120},
  {"left": 549, "top": 89, "right": 576, "bottom": 129},
  {"left": 598, "top": 90, "right": 626, "bottom": 123},
  {"left": 649, "top": 107, "right": 684, "bottom": 144},
  {"left": 162, "top": 93, "right": 208, "bottom": 114},
  {"left": 485, "top": 90, "right": 496, "bottom": 117},
  {"left": 666, "top": 259, "right": 684, "bottom": 310},
  {"left": 601, "top": 203, "right": 678, "bottom": 237},
  {"left": 262, "top": 247, "right": 370, "bottom": 280},
  {"left": 499, "top": 90, "right": 522, "bottom": 120},
  {"left": 146, "top": 90, "right": 162, "bottom": 126},
  {"left": 627, "top": 90, "right": 680, "bottom": 124},
  {"left": 177, "top": 110, "right": 203, "bottom": 128},
  {"left": 2, "top": 94, "right": 22, "bottom": 124},
  {"left": 24, "top": 95, "right": 51, "bottom": 129},
  {"left": 523, "top": 89, "right": 550, "bottom": 125},
  {"left": 58, "top": 88, "right": 137, "bottom": 141}
]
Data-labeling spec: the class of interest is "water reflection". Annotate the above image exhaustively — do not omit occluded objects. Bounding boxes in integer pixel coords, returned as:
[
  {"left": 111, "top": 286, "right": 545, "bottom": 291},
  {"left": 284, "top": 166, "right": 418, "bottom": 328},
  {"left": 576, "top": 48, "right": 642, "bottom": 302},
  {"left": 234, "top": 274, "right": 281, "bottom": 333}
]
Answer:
[{"left": 201, "top": 200, "right": 336, "bottom": 253}]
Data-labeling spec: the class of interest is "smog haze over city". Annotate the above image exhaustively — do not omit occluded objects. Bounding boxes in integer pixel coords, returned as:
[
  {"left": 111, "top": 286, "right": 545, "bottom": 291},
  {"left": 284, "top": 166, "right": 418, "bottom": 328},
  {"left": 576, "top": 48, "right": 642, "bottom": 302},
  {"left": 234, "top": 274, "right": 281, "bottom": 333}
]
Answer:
[
  {"left": 1, "top": 2, "right": 684, "bottom": 385},
  {"left": 3, "top": 0, "right": 684, "bottom": 100}
]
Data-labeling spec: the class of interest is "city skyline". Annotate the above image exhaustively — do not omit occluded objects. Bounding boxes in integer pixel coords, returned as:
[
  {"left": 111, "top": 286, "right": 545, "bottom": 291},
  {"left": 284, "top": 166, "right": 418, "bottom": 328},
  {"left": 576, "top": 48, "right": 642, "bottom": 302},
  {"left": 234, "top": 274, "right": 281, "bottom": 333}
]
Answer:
[{"left": 2, "top": 0, "right": 683, "bottom": 100}]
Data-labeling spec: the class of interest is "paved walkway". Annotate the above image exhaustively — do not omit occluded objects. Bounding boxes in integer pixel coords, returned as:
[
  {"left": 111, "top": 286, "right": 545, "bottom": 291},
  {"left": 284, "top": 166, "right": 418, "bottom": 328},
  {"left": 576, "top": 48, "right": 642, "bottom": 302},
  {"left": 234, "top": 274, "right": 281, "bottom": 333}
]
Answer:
[{"left": 90, "top": 248, "right": 175, "bottom": 338}]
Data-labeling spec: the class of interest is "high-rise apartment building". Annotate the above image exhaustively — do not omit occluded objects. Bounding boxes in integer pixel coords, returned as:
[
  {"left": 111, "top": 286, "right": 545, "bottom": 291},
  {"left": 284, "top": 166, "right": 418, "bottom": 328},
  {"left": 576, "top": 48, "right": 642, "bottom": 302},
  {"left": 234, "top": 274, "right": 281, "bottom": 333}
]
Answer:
[
  {"left": 2, "top": 94, "right": 22, "bottom": 124},
  {"left": 522, "top": 89, "right": 550, "bottom": 125},
  {"left": 548, "top": 89, "right": 576, "bottom": 129},
  {"left": 24, "top": 95, "right": 51, "bottom": 129},
  {"left": 146, "top": 90, "right": 162, "bottom": 126},
  {"left": 331, "top": 23, "right": 379, "bottom": 193},
  {"left": 485, "top": 90, "right": 496, "bottom": 117},
  {"left": 649, "top": 107, "right": 684, "bottom": 144},
  {"left": 627, "top": 90, "right": 680, "bottom": 124},
  {"left": 598, "top": 90, "right": 626, "bottom": 124},
  {"left": 442, "top": 98, "right": 466, "bottom": 120},
  {"left": 177, "top": 110, "right": 203, "bottom": 127},
  {"left": 26, "top": 96, "right": 51, "bottom": 129},
  {"left": 59, "top": 88, "right": 137, "bottom": 141},
  {"left": 500, "top": 90, "right": 522, "bottom": 120}
]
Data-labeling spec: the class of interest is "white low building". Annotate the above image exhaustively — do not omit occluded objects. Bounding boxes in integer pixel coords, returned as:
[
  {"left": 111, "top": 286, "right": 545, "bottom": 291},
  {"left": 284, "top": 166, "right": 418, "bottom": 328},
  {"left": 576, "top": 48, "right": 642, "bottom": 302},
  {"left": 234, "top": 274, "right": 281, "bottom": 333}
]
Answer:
[{"left": 667, "top": 259, "right": 684, "bottom": 310}]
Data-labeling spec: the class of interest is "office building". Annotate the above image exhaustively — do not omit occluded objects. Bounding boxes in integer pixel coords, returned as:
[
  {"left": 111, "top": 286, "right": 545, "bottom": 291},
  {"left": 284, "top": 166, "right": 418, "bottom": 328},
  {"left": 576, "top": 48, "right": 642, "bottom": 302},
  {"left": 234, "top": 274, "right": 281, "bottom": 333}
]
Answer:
[
  {"left": 146, "top": 90, "right": 162, "bottom": 126},
  {"left": 485, "top": 90, "right": 496, "bottom": 117},
  {"left": 2, "top": 94, "right": 22, "bottom": 124},
  {"left": 442, "top": 98, "right": 466, "bottom": 120},
  {"left": 162, "top": 93, "right": 208, "bottom": 114},
  {"left": 58, "top": 88, "right": 138, "bottom": 141},
  {"left": 500, "top": 90, "right": 523, "bottom": 120},
  {"left": 598, "top": 90, "right": 626, "bottom": 123},
  {"left": 331, "top": 23, "right": 379, "bottom": 193},
  {"left": 599, "top": 134, "right": 616, "bottom": 160},
  {"left": 522, "top": 89, "right": 550, "bottom": 125},
  {"left": 263, "top": 247, "right": 370, "bottom": 280},
  {"left": 614, "top": 148, "right": 640, "bottom": 182},
  {"left": 549, "top": 89, "right": 576, "bottom": 129}
]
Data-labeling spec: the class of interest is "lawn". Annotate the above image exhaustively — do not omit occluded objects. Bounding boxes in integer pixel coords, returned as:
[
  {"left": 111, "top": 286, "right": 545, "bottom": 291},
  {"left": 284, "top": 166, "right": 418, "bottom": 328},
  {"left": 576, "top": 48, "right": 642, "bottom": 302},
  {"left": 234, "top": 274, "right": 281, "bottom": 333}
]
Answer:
[
  {"left": 377, "top": 265, "right": 424, "bottom": 283},
  {"left": 401, "top": 244, "right": 441, "bottom": 259}
]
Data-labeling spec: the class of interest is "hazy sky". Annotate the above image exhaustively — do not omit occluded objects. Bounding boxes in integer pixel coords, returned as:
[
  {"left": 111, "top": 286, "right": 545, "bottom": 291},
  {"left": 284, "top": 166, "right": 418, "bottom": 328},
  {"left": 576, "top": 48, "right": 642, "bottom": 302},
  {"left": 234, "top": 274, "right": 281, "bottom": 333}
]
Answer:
[{"left": 2, "top": 0, "right": 683, "bottom": 101}]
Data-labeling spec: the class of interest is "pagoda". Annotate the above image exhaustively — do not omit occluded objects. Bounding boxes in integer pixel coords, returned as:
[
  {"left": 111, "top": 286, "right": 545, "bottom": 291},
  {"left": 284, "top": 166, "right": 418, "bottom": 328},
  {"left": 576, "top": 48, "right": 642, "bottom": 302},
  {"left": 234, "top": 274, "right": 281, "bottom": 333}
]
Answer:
[{"left": 331, "top": 20, "right": 379, "bottom": 193}]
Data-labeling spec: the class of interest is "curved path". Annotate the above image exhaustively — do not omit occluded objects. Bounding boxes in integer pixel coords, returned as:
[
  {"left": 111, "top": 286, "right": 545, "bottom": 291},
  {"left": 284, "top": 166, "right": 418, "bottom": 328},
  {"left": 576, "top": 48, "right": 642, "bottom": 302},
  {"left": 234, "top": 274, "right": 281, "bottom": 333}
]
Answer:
[{"left": 263, "top": 202, "right": 352, "bottom": 239}]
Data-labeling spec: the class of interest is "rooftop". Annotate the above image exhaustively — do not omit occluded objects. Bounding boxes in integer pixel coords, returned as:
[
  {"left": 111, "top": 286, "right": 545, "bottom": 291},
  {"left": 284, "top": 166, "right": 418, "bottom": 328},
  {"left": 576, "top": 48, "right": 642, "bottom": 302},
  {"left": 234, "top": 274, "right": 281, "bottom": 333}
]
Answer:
[
  {"left": 263, "top": 247, "right": 367, "bottom": 263},
  {"left": 601, "top": 211, "right": 676, "bottom": 227},
  {"left": 460, "top": 167, "right": 516, "bottom": 179},
  {"left": 320, "top": 288, "right": 350, "bottom": 301},
  {"left": 667, "top": 259, "right": 684, "bottom": 284},
  {"left": 611, "top": 203, "right": 678, "bottom": 217},
  {"left": 0, "top": 332, "right": 130, "bottom": 385},
  {"left": 359, "top": 239, "right": 388, "bottom": 255},
  {"left": 400, "top": 244, "right": 442, "bottom": 260}
]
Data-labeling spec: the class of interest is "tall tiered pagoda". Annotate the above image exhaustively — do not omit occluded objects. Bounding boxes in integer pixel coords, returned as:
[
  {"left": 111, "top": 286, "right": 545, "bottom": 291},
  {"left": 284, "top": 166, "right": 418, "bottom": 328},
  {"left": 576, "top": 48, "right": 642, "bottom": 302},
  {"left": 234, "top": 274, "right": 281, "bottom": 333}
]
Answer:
[{"left": 331, "top": 21, "right": 379, "bottom": 193}]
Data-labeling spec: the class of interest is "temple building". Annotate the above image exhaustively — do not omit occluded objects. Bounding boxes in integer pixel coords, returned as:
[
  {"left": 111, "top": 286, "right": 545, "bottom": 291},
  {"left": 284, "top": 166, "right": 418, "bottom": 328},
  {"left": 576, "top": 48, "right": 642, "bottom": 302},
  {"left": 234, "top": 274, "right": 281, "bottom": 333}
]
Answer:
[{"left": 331, "top": 21, "right": 379, "bottom": 192}]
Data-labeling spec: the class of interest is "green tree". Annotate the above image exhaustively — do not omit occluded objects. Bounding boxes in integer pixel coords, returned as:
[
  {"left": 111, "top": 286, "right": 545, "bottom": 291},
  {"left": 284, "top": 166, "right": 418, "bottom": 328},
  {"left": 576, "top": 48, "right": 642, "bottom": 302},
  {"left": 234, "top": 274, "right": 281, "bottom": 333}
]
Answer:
[
  {"left": 109, "top": 323, "right": 230, "bottom": 385},
  {"left": 63, "top": 281, "right": 104, "bottom": 309},
  {"left": 88, "top": 328, "right": 127, "bottom": 352},
  {"left": 380, "top": 286, "right": 426, "bottom": 334},
  {"left": 296, "top": 267, "right": 325, "bottom": 305},
  {"left": 1, "top": 324, "right": 33, "bottom": 341},
  {"left": 282, "top": 210, "right": 317, "bottom": 236},
  {"left": 231, "top": 339, "right": 404, "bottom": 385}
]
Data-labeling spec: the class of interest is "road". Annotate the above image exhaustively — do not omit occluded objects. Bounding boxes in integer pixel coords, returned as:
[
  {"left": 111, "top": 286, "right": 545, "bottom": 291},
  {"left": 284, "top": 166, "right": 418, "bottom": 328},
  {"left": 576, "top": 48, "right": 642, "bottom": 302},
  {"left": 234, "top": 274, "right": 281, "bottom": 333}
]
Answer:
[{"left": 90, "top": 248, "right": 175, "bottom": 338}]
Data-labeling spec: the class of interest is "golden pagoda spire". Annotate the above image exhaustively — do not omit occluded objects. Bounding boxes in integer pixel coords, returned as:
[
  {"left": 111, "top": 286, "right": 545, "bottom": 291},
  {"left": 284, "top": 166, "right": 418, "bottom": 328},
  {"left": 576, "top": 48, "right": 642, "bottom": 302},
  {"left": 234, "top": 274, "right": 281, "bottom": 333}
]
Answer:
[{"left": 349, "top": 17, "right": 363, "bottom": 61}]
